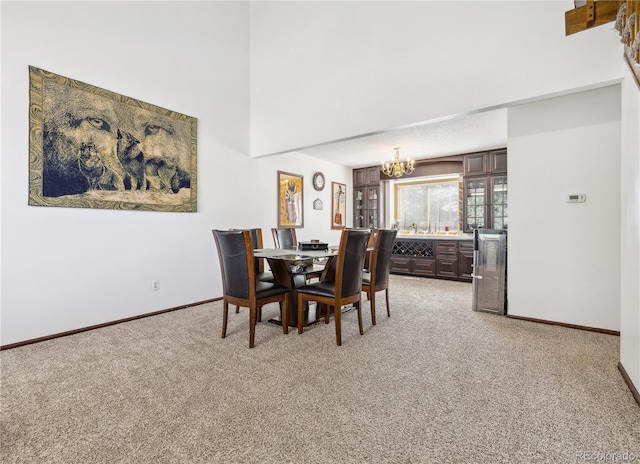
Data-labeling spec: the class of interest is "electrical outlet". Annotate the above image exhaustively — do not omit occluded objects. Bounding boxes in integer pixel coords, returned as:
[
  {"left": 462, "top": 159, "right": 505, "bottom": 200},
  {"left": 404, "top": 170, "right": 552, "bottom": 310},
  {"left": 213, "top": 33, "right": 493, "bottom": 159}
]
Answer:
[{"left": 151, "top": 280, "right": 160, "bottom": 291}]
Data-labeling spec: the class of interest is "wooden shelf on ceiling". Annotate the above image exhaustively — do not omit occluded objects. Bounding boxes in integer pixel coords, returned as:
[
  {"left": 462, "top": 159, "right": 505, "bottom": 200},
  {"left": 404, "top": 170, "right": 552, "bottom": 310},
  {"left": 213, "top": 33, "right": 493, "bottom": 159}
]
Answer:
[
  {"left": 564, "top": 0, "right": 640, "bottom": 87},
  {"left": 565, "top": 0, "right": 619, "bottom": 36}
]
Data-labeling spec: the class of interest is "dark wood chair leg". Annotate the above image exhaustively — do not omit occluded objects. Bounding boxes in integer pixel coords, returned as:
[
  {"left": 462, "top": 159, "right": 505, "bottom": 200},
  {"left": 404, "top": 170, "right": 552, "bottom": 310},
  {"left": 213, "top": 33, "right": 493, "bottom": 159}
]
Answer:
[
  {"left": 297, "top": 294, "right": 305, "bottom": 334},
  {"left": 324, "top": 304, "right": 331, "bottom": 321},
  {"left": 335, "top": 305, "right": 342, "bottom": 346},
  {"left": 385, "top": 288, "right": 391, "bottom": 317},
  {"left": 281, "top": 299, "right": 288, "bottom": 335},
  {"left": 356, "top": 300, "right": 364, "bottom": 335},
  {"left": 236, "top": 305, "right": 240, "bottom": 314},
  {"left": 370, "top": 290, "right": 377, "bottom": 325},
  {"left": 222, "top": 301, "right": 229, "bottom": 338},
  {"left": 249, "top": 305, "right": 256, "bottom": 348},
  {"left": 303, "top": 301, "right": 310, "bottom": 324}
]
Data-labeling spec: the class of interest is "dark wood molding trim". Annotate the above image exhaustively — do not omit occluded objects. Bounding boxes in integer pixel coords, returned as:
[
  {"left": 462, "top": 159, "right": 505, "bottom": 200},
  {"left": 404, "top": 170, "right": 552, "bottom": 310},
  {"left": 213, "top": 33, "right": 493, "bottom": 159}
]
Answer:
[
  {"left": 618, "top": 362, "right": 640, "bottom": 408},
  {"left": 0, "top": 298, "right": 221, "bottom": 351},
  {"left": 413, "top": 154, "right": 464, "bottom": 165},
  {"left": 506, "top": 314, "right": 620, "bottom": 336}
]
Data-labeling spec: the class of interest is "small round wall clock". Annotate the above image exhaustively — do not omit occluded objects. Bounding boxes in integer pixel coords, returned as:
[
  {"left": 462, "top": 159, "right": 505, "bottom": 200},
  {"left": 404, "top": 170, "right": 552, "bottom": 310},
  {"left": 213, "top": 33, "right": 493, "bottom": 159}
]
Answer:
[{"left": 312, "top": 172, "right": 326, "bottom": 191}]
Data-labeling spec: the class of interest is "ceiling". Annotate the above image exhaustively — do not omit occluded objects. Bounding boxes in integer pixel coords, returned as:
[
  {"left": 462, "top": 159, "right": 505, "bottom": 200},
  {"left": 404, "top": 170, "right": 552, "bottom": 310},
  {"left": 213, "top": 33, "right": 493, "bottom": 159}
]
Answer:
[{"left": 295, "top": 107, "right": 508, "bottom": 169}]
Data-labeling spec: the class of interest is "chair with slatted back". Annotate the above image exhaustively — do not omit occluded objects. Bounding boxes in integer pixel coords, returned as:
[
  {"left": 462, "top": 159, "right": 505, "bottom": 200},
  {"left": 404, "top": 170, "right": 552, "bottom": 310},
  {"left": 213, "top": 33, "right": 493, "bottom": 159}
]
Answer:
[
  {"left": 212, "top": 229, "right": 290, "bottom": 348},
  {"left": 296, "top": 228, "right": 371, "bottom": 346},
  {"left": 361, "top": 229, "right": 398, "bottom": 325},
  {"left": 271, "top": 228, "right": 297, "bottom": 249}
]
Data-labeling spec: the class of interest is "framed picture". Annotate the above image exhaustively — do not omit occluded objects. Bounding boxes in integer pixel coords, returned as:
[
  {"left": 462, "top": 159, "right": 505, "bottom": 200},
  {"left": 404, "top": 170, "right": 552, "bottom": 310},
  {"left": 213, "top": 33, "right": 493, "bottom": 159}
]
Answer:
[
  {"left": 331, "top": 182, "right": 346, "bottom": 230},
  {"left": 28, "top": 66, "right": 197, "bottom": 212},
  {"left": 277, "top": 171, "right": 304, "bottom": 228}
]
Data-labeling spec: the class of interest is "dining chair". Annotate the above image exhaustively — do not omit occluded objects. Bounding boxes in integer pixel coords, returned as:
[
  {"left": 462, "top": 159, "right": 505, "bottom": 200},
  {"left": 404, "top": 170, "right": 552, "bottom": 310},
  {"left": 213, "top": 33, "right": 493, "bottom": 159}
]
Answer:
[
  {"left": 212, "top": 229, "right": 291, "bottom": 348},
  {"left": 363, "top": 228, "right": 378, "bottom": 271},
  {"left": 240, "top": 228, "right": 275, "bottom": 321},
  {"left": 271, "top": 227, "right": 324, "bottom": 282},
  {"left": 271, "top": 228, "right": 297, "bottom": 249},
  {"left": 361, "top": 229, "right": 398, "bottom": 325},
  {"left": 229, "top": 228, "right": 274, "bottom": 318},
  {"left": 248, "top": 228, "right": 275, "bottom": 283},
  {"left": 296, "top": 228, "right": 371, "bottom": 346}
]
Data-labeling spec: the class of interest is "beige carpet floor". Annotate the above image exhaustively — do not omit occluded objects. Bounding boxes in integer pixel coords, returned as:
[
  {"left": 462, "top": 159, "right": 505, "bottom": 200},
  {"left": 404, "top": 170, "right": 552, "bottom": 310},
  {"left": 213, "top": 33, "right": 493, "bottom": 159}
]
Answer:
[{"left": 1, "top": 276, "right": 639, "bottom": 463}]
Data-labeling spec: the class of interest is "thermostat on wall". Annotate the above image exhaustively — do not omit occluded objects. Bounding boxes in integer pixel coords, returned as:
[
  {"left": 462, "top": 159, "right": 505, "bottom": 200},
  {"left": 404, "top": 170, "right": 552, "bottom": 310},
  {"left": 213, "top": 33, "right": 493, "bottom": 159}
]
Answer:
[{"left": 566, "top": 193, "right": 586, "bottom": 203}]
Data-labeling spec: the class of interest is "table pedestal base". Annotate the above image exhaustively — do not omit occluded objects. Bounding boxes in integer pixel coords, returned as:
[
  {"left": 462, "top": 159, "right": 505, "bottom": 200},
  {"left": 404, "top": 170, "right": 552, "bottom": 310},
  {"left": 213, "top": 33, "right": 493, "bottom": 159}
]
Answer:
[{"left": 268, "top": 303, "right": 355, "bottom": 328}]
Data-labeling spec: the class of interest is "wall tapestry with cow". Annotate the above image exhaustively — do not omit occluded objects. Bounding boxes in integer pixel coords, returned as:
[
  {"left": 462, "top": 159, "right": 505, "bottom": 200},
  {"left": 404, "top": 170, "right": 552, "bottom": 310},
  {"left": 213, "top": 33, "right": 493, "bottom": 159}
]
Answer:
[{"left": 28, "top": 66, "right": 197, "bottom": 212}]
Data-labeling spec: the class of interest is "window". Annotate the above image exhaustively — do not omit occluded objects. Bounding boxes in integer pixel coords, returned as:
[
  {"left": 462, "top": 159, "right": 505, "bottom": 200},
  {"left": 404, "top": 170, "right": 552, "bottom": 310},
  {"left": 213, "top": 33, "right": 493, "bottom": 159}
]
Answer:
[{"left": 390, "top": 175, "right": 461, "bottom": 233}]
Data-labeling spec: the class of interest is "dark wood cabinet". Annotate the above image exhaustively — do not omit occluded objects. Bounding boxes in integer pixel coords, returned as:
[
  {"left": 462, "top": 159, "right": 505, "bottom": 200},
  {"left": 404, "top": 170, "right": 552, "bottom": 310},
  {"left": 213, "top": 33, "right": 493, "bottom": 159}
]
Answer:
[
  {"left": 389, "top": 255, "right": 436, "bottom": 276},
  {"left": 436, "top": 241, "right": 458, "bottom": 278},
  {"left": 458, "top": 241, "right": 474, "bottom": 282},
  {"left": 464, "top": 152, "right": 487, "bottom": 176},
  {"left": 390, "top": 238, "right": 436, "bottom": 277},
  {"left": 490, "top": 175, "right": 508, "bottom": 230},
  {"left": 463, "top": 177, "right": 487, "bottom": 231},
  {"left": 463, "top": 149, "right": 507, "bottom": 233},
  {"left": 353, "top": 167, "right": 381, "bottom": 228},
  {"left": 389, "top": 255, "right": 415, "bottom": 275},
  {"left": 489, "top": 149, "right": 507, "bottom": 174},
  {"left": 365, "top": 166, "right": 380, "bottom": 185},
  {"left": 436, "top": 260, "right": 458, "bottom": 278},
  {"left": 354, "top": 186, "right": 379, "bottom": 229},
  {"left": 354, "top": 166, "right": 380, "bottom": 187},
  {"left": 390, "top": 238, "right": 472, "bottom": 281},
  {"left": 354, "top": 169, "right": 367, "bottom": 187},
  {"left": 413, "top": 258, "right": 437, "bottom": 276}
]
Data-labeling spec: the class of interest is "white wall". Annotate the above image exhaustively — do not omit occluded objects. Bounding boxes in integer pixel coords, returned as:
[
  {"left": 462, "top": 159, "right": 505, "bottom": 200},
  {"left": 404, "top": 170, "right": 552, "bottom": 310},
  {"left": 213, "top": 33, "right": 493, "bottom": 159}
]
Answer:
[
  {"left": 2, "top": 1, "right": 637, "bottom": 376},
  {"left": 0, "top": 2, "right": 349, "bottom": 345},
  {"left": 249, "top": 1, "right": 624, "bottom": 157},
  {"left": 249, "top": 1, "right": 627, "bottom": 334},
  {"left": 619, "top": 64, "right": 640, "bottom": 393},
  {"left": 508, "top": 86, "right": 621, "bottom": 331}
]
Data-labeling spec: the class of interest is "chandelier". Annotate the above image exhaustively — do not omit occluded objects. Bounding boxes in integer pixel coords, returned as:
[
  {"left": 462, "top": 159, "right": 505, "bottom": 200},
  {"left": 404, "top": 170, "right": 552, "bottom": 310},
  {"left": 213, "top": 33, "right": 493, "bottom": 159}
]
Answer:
[{"left": 381, "top": 147, "right": 415, "bottom": 178}]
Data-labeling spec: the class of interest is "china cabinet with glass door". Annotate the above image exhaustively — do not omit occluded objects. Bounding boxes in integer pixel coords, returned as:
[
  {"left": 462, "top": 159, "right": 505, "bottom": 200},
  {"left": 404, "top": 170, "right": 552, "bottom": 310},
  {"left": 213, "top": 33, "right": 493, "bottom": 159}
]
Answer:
[
  {"left": 353, "top": 167, "right": 380, "bottom": 229},
  {"left": 354, "top": 186, "right": 379, "bottom": 228},
  {"left": 462, "top": 149, "right": 507, "bottom": 232}
]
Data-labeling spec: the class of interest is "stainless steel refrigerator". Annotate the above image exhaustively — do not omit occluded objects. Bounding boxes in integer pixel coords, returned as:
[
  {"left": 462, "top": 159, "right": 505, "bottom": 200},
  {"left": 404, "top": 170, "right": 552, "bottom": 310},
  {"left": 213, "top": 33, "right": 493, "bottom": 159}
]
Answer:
[{"left": 472, "top": 229, "right": 507, "bottom": 315}]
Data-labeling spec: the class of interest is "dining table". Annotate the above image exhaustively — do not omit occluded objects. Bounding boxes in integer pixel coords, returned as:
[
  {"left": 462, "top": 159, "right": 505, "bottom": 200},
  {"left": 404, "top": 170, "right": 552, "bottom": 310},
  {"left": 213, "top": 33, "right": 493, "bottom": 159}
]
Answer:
[{"left": 253, "top": 247, "right": 338, "bottom": 327}]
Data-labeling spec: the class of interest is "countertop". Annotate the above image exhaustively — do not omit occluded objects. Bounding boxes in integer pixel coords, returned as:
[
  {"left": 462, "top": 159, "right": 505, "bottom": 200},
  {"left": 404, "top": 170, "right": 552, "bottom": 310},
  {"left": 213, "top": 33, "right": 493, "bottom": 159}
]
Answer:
[{"left": 395, "top": 233, "right": 473, "bottom": 241}]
